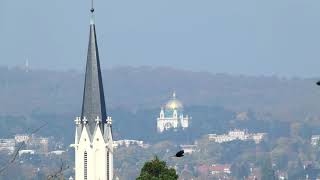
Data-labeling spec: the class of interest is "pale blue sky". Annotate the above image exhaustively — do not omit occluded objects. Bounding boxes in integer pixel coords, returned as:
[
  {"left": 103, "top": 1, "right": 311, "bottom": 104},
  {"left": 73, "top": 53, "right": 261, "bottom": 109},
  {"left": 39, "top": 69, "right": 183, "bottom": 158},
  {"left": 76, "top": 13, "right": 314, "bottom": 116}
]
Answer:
[{"left": 1, "top": 0, "right": 320, "bottom": 77}]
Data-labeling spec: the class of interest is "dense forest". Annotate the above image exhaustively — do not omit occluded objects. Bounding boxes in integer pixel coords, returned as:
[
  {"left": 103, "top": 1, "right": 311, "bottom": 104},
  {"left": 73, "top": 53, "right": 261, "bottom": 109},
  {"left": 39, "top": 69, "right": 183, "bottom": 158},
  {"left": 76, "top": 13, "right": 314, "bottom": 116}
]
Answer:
[
  {"left": 2, "top": 66, "right": 320, "bottom": 179},
  {"left": 0, "top": 66, "right": 320, "bottom": 121}
]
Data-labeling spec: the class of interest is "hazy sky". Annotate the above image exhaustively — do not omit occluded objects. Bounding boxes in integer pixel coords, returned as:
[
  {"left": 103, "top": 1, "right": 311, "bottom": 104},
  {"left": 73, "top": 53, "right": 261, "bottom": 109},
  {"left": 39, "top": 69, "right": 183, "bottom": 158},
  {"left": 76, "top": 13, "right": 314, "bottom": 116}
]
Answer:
[{"left": 1, "top": 0, "right": 320, "bottom": 77}]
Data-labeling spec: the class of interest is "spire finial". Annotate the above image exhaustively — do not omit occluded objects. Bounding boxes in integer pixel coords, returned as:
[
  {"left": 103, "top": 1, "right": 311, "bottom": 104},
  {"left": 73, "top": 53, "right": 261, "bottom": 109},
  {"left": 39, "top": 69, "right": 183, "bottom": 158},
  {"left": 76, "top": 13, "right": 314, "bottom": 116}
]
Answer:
[
  {"left": 90, "top": 0, "right": 95, "bottom": 24},
  {"left": 90, "top": 0, "right": 94, "bottom": 13}
]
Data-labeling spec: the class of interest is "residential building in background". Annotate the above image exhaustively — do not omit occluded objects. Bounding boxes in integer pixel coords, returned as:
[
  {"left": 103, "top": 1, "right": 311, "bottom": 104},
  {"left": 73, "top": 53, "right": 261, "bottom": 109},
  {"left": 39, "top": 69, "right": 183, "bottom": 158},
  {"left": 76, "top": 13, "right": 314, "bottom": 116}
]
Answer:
[
  {"left": 208, "top": 129, "right": 267, "bottom": 144},
  {"left": 0, "top": 139, "right": 15, "bottom": 154},
  {"left": 113, "top": 140, "right": 149, "bottom": 149},
  {"left": 311, "top": 135, "right": 320, "bottom": 146},
  {"left": 0, "top": 134, "right": 59, "bottom": 155},
  {"left": 180, "top": 144, "right": 198, "bottom": 154}
]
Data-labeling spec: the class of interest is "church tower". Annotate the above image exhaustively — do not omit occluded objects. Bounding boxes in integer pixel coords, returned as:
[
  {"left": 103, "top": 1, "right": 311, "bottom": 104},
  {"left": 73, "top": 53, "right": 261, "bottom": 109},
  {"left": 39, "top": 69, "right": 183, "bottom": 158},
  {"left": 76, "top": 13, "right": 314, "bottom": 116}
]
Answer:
[
  {"left": 157, "top": 92, "right": 190, "bottom": 133},
  {"left": 72, "top": 3, "right": 113, "bottom": 180}
]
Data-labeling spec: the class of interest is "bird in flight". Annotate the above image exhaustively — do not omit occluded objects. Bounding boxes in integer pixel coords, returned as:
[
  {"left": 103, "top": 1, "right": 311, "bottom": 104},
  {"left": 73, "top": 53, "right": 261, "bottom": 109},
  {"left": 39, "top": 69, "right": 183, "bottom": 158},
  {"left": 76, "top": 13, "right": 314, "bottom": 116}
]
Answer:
[
  {"left": 174, "top": 150, "right": 185, "bottom": 158},
  {"left": 317, "top": 81, "right": 320, "bottom": 86}
]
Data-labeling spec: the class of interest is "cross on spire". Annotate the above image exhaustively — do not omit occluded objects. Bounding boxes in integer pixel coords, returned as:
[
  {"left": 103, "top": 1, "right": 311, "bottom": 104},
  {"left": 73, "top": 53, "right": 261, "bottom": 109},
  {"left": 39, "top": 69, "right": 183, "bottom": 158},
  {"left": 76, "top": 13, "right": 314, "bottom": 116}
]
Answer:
[
  {"left": 90, "top": 0, "right": 95, "bottom": 24},
  {"left": 90, "top": 0, "right": 94, "bottom": 13}
]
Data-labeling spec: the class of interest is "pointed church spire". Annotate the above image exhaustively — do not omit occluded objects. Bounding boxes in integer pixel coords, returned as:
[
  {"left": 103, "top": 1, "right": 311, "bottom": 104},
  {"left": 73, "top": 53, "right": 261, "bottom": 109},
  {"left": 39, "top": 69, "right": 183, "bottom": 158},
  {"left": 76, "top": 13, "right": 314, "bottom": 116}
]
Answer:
[
  {"left": 81, "top": 3, "right": 107, "bottom": 134},
  {"left": 74, "top": 2, "right": 114, "bottom": 180}
]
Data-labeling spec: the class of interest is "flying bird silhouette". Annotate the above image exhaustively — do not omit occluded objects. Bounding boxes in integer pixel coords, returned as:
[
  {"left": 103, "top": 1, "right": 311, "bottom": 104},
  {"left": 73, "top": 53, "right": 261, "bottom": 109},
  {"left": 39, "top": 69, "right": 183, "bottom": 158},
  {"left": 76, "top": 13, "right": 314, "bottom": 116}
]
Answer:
[
  {"left": 317, "top": 81, "right": 320, "bottom": 86},
  {"left": 174, "top": 150, "right": 184, "bottom": 158}
]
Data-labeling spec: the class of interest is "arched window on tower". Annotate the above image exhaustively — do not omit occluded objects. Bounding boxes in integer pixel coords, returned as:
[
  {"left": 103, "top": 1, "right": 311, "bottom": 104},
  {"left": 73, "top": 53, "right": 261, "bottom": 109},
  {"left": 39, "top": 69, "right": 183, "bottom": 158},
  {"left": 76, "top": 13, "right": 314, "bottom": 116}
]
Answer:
[
  {"left": 107, "top": 151, "right": 110, "bottom": 180},
  {"left": 84, "top": 151, "right": 88, "bottom": 180}
]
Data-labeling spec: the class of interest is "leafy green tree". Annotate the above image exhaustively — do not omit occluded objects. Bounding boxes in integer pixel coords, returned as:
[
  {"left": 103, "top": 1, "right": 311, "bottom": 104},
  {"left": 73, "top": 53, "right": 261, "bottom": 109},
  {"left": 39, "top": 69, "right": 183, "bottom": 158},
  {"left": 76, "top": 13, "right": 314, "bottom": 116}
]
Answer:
[{"left": 136, "top": 156, "right": 178, "bottom": 180}]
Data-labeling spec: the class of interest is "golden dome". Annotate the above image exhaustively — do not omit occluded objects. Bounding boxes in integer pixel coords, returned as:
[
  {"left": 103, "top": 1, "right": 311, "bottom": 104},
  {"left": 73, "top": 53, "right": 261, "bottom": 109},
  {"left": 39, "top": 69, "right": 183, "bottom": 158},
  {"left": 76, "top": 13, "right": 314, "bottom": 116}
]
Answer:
[{"left": 165, "top": 92, "right": 183, "bottom": 110}]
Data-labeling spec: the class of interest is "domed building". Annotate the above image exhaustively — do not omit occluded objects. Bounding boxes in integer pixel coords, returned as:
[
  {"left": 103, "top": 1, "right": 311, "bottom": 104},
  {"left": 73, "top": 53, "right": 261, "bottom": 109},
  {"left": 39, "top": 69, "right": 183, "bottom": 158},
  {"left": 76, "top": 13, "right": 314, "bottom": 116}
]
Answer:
[{"left": 157, "top": 92, "right": 189, "bottom": 133}]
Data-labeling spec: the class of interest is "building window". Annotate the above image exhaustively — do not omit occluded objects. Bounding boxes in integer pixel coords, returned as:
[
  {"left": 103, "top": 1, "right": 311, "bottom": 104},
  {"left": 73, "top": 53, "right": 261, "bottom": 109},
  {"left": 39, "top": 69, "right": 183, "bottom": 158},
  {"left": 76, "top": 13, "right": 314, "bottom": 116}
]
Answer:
[
  {"left": 84, "top": 151, "right": 88, "bottom": 180},
  {"left": 107, "top": 151, "right": 109, "bottom": 180}
]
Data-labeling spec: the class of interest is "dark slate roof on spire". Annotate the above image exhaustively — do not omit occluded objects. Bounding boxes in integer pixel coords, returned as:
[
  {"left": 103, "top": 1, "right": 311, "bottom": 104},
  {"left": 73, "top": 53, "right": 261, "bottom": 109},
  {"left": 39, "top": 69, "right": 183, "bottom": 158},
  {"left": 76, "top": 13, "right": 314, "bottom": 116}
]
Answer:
[{"left": 81, "top": 22, "right": 107, "bottom": 134}]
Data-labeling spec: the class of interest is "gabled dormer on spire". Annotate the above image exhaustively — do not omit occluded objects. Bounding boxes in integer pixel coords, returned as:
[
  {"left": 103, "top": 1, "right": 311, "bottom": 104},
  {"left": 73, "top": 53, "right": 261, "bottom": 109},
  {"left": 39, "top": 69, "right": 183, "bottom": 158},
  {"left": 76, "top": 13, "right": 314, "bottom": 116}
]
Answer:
[{"left": 81, "top": 9, "right": 107, "bottom": 136}]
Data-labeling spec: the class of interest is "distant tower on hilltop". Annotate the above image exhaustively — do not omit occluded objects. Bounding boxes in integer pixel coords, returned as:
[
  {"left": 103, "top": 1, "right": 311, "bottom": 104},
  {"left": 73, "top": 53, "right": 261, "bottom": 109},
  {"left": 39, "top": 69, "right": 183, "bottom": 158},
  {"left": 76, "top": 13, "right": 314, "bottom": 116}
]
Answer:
[
  {"left": 25, "top": 59, "right": 30, "bottom": 72},
  {"left": 157, "top": 92, "right": 189, "bottom": 133},
  {"left": 70, "top": 2, "right": 113, "bottom": 180}
]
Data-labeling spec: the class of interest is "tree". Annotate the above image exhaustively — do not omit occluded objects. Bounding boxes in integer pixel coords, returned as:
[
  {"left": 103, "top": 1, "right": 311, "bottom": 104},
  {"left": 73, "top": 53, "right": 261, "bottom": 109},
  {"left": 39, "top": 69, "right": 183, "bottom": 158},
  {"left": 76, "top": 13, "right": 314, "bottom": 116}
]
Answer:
[
  {"left": 136, "top": 156, "right": 178, "bottom": 180},
  {"left": 231, "top": 161, "right": 249, "bottom": 179},
  {"left": 261, "top": 157, "right": 276, "bottom": 180}
]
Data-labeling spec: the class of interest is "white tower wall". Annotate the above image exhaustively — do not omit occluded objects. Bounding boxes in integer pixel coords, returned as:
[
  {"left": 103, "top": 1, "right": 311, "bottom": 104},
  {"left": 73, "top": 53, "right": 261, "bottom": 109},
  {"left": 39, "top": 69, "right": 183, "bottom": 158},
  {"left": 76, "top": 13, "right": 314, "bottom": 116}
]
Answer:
[{"left": 74, "top": 120, "right": 113, "bottom": 180}]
